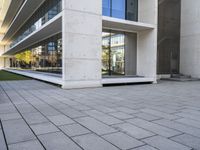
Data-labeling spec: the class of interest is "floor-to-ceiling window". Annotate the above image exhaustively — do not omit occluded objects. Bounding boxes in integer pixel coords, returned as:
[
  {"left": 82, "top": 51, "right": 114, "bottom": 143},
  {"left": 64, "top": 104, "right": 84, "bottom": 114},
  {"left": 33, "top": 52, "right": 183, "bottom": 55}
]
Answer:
[
  {"left": 102, "top": 30, "right": 137, "bottom": 77},
  {"left": 102, "top": 31, "right": 125, "bottom": 76},
  {"left": 10, "top": 33, "right": 62, "bottom": 74},
  {"left": 103, "top": 0, "right": 138, "bottom": 21}
]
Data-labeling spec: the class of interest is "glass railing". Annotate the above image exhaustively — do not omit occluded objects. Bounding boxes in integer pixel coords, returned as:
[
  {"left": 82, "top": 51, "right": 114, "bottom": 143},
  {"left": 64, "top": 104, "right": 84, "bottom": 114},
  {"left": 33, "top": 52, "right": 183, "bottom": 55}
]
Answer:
[{"left": 10, "top": 0, "right": 62, "bottom": 48}]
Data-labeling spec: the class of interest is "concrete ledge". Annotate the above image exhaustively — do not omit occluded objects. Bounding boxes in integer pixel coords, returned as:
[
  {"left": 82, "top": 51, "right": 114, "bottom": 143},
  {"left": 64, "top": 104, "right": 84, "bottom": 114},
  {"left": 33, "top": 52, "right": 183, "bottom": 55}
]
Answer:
[
  {"left": 102, "top": 77, "right": 155, "bottom": 84},
  {"left": 103, "top": 16, "right": 155, "bottom": 32},
  {"left": 4, "top": 69, "right": 63, "bottom": 85},
  {"left": 62, "top": 80, "right": 102, "bottom": 89},
  {"left": 3, "top": 69, "right": 156, "bottom": 88}
]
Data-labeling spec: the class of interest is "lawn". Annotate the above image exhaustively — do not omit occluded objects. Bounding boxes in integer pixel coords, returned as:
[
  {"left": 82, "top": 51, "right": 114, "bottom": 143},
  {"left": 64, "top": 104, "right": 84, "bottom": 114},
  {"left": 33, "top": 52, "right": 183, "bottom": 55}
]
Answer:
[{"left": 0, "top": 70, "right": 30, "bottom": 81}]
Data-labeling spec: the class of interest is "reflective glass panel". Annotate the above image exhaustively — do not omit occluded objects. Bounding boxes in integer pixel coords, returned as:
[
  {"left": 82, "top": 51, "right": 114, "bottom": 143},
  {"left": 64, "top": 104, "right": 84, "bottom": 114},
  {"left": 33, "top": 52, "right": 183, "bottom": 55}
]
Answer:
[
  {"left": 103, "top": 0, "right": 111, "bottom": 16},
  {"left": 102, "top": 31, "right": 125, "bottom": 76},
  {"left": 112, "top": 0, "right": 125, "bottom": 19}
]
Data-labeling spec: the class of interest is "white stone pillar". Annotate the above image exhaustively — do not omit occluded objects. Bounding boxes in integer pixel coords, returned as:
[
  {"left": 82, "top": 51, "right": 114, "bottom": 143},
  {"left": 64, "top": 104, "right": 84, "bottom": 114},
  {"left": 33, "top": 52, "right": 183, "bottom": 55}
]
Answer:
[
  {"left": 62, "top": 0, "right": 102, "bottom": 89},
  {"left": 0, "top": 45, "right": 5, "bottom": 68},
  {"left": 137, "top": 0, "right": 158, "bottom": 82},
  {"left": 180, "top": 0, "right": 200, "bottom": 78}
]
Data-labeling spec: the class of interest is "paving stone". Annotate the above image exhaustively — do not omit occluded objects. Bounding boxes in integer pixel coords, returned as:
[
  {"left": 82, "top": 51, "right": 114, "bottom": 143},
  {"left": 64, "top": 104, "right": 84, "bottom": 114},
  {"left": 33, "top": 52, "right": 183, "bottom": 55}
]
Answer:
[
  {"left": 58, "top": 98, "right": 80, "bottom": 106},
  {"left": 8, "top": 140, "right": 44, "bottom": 150},
  {"left": 0, "top": 112, "right": 21, "bottom": 121},
  {"left": 22, "top": 112, "right": 48, "bottom": 125},
  {"left": 0, "top": 129, "right": 7, "bottom": 150},
  {"left": 2, "top": 80, "right": 200, "bottom": 150},
  {"left": 109, "top": 112, "right": 135, "bottom": 120},
  {"left": 141, "top": 108, "right": 180, "bottom": 120},
  {"left": 15, "top": 103, "right": 37, "bottom": 114},
  {"left": 50, "top": 102, "right": 70, "bottom": 110},
  {"left": 84, "top": 110, "right": 123, "bottom": 125},
  {"left": 181, "top": 109, "right": 200, "bottom": 116},
  {"left": 131, "top": 145, "right": 157, "bottom": 150},
  {"left": 127, "top": 118, "right": 181, "bottom": 138},
  {"left": 143, "top": 136, "right": 191, "bottom": 150},
  {"left": 60, "top": 108, "right": 87, "bottom": 118},
  {"left": 73, "top": 133, "right": 119, "bottom": 150},
  {"left": 175, "top": 112, "right": 200, "bottom": 121},
  {"left": 91, "top": 105, "right": 117, "bottom": 113},
  {"left": 36, "top": 105, "right": 61, "bottom": 116},
  {"left": 115, "top": 107, "right": 140, "bottom": 114},
  {"left": 2, "top": 119, "right": 36, "bottom": 144},
  {"left": 154, "top": 119, "right": 200, "bottom": 138},
  {"left": 175, "top": 118, "right": 200, "bottom": 129},
  {"left": 60, "top": 123, "right": 90, "bottom": 137},
  {"left": 0, "top": 104, "right": 17, "bottom": 114},
  {"left": 30, "top": 122, "right": 59, "bottom": 135},
  {"left": 171, "top": 134, "right": 200, "bottom": 150},
  {"left": 134, "top": 112, "right": 162, "bottom": 121},
  {"left": 39, "top": 132, "right": 82, "bottom": 150},
  {"left": 102, "top": 132, "right": 144, "bottom": 149},
  {"left": 47, "top": 114, "right": 75, "bottom": 126},
  {"left": 113, "top": 123, "right": 155, "bottom": 139},
  {"left": 75, "top": 117, "right": 117, "bottom": 135},
  {"left": 72, "top": 105, "right": 92, "bottom": 111}
]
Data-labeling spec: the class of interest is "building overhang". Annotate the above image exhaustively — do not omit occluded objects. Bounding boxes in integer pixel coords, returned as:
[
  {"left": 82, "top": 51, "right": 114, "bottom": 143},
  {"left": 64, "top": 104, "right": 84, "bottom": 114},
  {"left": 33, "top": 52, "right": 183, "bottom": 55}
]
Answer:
[
  {"left": 3, "top": 13, "right": 62, "bottom": 56},
  {"left": 2, "top": 0, "right": 46, "bottom": 43},
  {"left": 0, "top": 0, "right": 24, "bottom": 33},
  {"left": 102, "top": 16, "right": 155, "bottom": 32}
]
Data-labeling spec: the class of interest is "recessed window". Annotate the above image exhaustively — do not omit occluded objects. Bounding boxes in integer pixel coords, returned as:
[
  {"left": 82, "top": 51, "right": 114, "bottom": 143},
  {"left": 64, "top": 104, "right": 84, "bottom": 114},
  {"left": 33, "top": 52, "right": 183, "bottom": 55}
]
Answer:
[{"left": 103, "top": 0, "right": 138, "bottom": 21}]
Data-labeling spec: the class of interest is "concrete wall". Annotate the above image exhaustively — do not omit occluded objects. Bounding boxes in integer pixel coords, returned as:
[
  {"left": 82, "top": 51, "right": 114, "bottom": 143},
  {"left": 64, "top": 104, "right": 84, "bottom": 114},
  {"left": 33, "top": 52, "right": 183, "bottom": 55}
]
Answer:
[
  {"left": 137, "top": 0, "right": 158, "bottom": 81},
  {"left": 62, "top": 0, "right": 102, "bottom": 89},
  {"left": 180, "top": 0, "right": 200, "bottom": 78},
  {"left": 137, "top": 29, "right": 157, "bottom": 80},
  {"left": 0, "top": 44, "right": 10, "bottom": 68},
  {"left": 0, "top": 45, "right": 5, "bottom": 68},
  {"left": 157, "top": 0, "right": 181, "bottom": 74},
  {"left": 138, "top": 0, "right": 157, "bottom": 24}
]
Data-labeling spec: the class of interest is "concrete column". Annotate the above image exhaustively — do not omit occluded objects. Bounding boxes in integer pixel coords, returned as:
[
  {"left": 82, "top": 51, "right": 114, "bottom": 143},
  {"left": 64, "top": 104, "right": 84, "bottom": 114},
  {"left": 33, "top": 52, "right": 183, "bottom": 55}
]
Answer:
[
  {"left": 0, "top": 45, "right": 5, "bottom": 68},
  {"left": 62, "top": 0, "right": 102, "bottom": 89},
  {"left": 180, "top": 0, "right": 200, "bottom": 78},
  {"left": 137, "top": 29, "right": 157, "bottom": 81},
  {"left": 137, "top": 0, "right": 158, "bottom": 82}
]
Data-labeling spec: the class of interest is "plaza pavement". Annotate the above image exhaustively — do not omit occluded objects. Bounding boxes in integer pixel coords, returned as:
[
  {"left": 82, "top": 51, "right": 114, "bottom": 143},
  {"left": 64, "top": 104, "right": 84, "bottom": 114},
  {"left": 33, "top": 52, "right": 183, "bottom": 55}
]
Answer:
[{"left": 0, "top": 80, "right": 200, "bottom": 150}]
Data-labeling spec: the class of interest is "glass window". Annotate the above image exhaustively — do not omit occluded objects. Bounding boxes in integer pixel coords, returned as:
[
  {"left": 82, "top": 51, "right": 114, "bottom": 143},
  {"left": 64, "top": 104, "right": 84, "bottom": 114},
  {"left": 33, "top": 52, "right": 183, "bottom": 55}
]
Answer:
[
  {"left": 10, "top": 0, "right": 62, "bottom": 48},
  {"left": 103, "top": 0, "right": 111, "bottom": 16},
  {"left": 102, "top": 32, "right": 110, "bottom": 75},
  {"left": 102, "top": 0, "right": 138, "bottom": 21},
  {"left": 102, "top": 31, "right": 125, "bottom": 76},
  {"left": 112, "top": 0, "right": 125, "bottom": 19},
  {"left": 11, "top": 34, "right": 62, "bottom": 74},
  {"left": 126, "top": 0, "right": 138, "bottom": 21}
]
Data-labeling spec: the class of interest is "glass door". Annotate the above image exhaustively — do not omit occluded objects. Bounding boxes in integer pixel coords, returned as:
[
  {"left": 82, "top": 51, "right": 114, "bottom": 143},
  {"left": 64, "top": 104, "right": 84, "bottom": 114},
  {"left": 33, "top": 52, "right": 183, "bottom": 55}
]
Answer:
[{"left": 102, "top": 31, "right": 125, "bottom": 76}]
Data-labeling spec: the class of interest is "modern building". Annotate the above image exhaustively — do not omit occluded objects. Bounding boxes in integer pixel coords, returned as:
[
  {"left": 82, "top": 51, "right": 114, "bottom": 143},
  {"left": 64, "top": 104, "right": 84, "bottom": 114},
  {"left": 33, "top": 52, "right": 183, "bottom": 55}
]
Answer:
[
  {"left": 0, "top": 0, "right": 158, "bottom": 89},
  {"left": 1, "top": 0, "right": 198, "bottom": 89}
]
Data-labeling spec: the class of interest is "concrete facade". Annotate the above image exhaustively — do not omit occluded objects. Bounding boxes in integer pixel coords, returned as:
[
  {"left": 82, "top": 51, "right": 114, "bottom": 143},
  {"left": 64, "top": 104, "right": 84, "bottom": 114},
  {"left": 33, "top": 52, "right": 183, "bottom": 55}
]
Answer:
[
  {"left": 3, "top": 0, "right": 200, "bottom": 86},
  {"left": 180, "top": 0, "right": 200, "bottom": 78},
  {"left": 62, "top": 0, "right": 102, "bottom": 89},
  {"left": 0, "top": 0, "right": 158, "bottom": 88},
  {"left": 0, "top": 45, "right": 4, "bottom": 68},
  {"left": 137, "top": 0, "right": 158, "bottom": 82}
]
